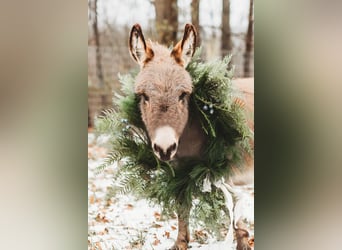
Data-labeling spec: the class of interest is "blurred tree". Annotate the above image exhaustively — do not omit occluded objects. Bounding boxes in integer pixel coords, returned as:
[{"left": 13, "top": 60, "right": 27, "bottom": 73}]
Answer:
[
  {"left": 154, "top": 0, "right": 179, "bottom": 45},
  {"left": 191, "top": 0, "right": 201, "bottom": 45},
  {"left": 221, "top": 0, "right": 233, "bottom": 58},
  {"left": 244, "top": 0, "right": 254, "bottom": 77},
  {"left": 91, "top": 0, "right": 104, "bottom": 87}
]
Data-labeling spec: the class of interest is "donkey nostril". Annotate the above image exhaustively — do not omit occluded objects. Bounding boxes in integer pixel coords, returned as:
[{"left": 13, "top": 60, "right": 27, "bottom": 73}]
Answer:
[
  {"left": 153, "top": 142, "right": 177, "bottom": 161},
  {"left": 166, "top": 143, "right": 177, "bottom": 155}
]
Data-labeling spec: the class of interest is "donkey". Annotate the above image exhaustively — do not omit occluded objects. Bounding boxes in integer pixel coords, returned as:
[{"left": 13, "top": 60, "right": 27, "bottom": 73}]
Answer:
[
  {"left": 128, "top": 24, "right": 253, "bottom": 250},
  {"left": 129, "top": 23, "right": 204, "bottom": 249}
]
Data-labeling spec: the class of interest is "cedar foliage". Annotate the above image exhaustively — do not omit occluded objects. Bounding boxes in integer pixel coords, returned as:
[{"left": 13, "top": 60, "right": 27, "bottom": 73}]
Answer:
[{"left": 96, "top": 49, "right": 253, "bottom": 238}]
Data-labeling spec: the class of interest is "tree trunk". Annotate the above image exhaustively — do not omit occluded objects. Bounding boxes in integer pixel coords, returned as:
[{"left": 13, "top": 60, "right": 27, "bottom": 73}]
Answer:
[
  {"left": 244, "top": 0, "right": 254, "bottom": 77},
  {"left": 92, "top": 0, "right": 104, "bottom": 87},
  {"left": 191, "top": 0, "right": 201, "bottom": 45},
  {"left": 154, "top": 0, "right": 179, "bottom": 46},
  {"left": 221, "top": 0, "right": 233, "bottom": 58}
]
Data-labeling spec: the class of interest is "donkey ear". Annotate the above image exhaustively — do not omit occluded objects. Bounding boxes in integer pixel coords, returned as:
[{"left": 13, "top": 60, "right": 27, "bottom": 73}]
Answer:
[
  {"left": 171, "top": 24, "right": 197, "bottom": 67},
  {"left": 129, "top": 24, "right": 154, "bottom": 67}
]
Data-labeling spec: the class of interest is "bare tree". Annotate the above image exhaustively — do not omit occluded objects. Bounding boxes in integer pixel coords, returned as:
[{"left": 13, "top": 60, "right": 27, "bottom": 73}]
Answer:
[
  {"left": 244, "top": 0, "right": 254, "bottom": 77},
  {"left": 191, "top": 0, "right": 201, "bottom": 45},
  {"left": 221, "top": 0, "right": 233, "bottom": 58},
  {"left": 154, "top": 0, "right": 179, "bottom": 45},
  {"left": 91, "top": 0, "right": 104, "bottom": 87}
]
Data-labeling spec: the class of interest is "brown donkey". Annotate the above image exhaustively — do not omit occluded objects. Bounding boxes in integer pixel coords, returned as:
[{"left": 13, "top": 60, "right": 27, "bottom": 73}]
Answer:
[
  {"left": 129, "top": 23, "right": 204, "bottom": 250},
  {"left": 129, "top": 24, "right": 254, "bottom": 250}
]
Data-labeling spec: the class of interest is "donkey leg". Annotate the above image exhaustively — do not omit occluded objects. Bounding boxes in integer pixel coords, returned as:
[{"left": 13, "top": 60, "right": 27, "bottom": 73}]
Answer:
[
  {"left": 170, "top": 207, "right": 190, "bottom": 250},
  {"left": 236, "top": 228, "right": 251, "bottom": 250},
  {"left": 235, "top": 219, "right": 252, "bottom": 250}
]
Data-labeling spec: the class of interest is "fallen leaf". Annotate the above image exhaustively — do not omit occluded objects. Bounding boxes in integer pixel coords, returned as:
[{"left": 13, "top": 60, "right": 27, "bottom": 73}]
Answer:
[
  {"left": 95, "top": 213, "right": 109, "bottom": 223},
  {"left": 171, "top": 225, "right": 177, "bottom": 231},
  {"left": 99, "top": 228, "right": 109, "bottom": 235},
  {"left": 126, "top": 204, "right": 134, "bottom": 210},
  {"left": 194, "top": 229, "right": 208, "bottom": 244},
  {"left": 89, "top": 195, "right": 95, "bottom": 204},
  {"left": 164, "top": 231, "right": 170, "bottom": 239},
  {"left": 152, "top": 239, "right": 161, "bottom": 246},
  {"left": 95, "top": 242, "right": 102, "bottom": 250},
  {"left": 152, "top": 222, "right": 162, "bottom": 228},
  {"left": 153, "top": 212, "right": 161, "bottom": 220},
  {"left": 106, "top": 199, "right": 112, "bottom": 206}
]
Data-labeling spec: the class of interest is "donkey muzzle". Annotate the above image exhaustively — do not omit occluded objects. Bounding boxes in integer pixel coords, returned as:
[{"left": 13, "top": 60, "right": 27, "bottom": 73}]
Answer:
[
  {"left": 153, "top": 142, "right": 177, "bottom": 161},
  {"left": 152, "top": 126, "right": 178, "bottom": 161}
]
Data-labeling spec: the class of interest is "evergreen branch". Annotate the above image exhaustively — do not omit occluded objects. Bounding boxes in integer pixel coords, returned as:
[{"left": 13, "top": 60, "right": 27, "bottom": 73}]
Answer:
[
  {"left": 194, "top": 99, "right": 216, "bottom": 137},
  {"left": 95, "top": 48, "right": 253, "bottom": 237}
]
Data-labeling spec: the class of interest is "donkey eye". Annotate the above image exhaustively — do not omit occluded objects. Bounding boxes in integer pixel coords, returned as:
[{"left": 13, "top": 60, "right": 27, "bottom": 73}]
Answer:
[
  {"left": 179, "top": 92, "right": 188, "bottom": 101},
  {"left": 141, "top": 93, "right": 149, "bottom": 102}
]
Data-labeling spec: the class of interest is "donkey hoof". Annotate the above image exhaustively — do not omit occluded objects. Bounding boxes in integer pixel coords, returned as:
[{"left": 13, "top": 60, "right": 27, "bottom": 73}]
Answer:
[
  {"left": 169, "top": 241, "right": 189, "bottom": 250},
  {"left": 169, "top": 246, "right": 185, "bottom": 250}
]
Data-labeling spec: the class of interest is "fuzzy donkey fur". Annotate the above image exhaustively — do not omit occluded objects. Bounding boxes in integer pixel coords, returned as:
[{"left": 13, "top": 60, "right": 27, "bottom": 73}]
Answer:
[
  {"left": 129, "top": 23, "right": 253, "bottom": 250},
  {"left": 129, "top": 24, "right": 202, "bottom": 249}
]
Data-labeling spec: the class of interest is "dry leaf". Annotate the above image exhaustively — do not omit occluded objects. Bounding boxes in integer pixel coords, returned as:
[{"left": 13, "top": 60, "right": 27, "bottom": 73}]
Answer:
[
  {"left": 95, "top": 213, "right": 109, "bottom": 223},
  {"left": 164, "top": 231, "right": 170, "bottom": 239},
  {"left": 89, "top": 195, "right": 95, "bottom": 204},
  {"left": 152, "top": 239, "right": 161, "bottom": 246},
  {"left": 153, "top": 212, "right": 161, "bottom": 220},
  {"left": 106, "top": 199, "right": 112, "bottom": 206},
  {"left": 99, "top": 228, "right": 109, "bottom": 235},
  {"left": 95, "top": 242, "right": 102, "bottom": 250},
  {"left": 126, "top": 204, "right": 134, "bottom": 210},
  {"left": 152, "top": 222, "right": 162, "bottom": 228},
  {"left": 194, "top": 230, "right": 208, "bottom": 244}
]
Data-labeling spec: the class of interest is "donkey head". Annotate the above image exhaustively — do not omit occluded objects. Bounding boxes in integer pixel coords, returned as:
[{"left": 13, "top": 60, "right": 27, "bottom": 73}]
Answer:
[{"left": 129, "top": 24, "right": 197, "bottom": 161}]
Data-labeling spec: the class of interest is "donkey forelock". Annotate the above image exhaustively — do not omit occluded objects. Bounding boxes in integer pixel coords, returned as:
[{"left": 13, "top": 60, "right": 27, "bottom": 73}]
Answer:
[{"left": 129, "top": 24, "right": 197, "bottom": 161}]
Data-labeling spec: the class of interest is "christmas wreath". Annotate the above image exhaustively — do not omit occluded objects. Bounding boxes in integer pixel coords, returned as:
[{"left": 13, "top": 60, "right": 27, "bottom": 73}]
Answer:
[{"left": 96, "top": 49, "right": 253, "bottom": 238}]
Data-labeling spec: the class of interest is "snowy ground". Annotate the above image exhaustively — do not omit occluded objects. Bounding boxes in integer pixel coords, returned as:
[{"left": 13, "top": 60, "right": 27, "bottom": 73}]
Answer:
[{"left": 88, "top": 133, "right": 254, "bottom": 250}]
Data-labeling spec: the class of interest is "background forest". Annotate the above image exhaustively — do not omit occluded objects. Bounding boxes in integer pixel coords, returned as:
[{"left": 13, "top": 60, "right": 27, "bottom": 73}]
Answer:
[{"left": 88, "top": 0, "right": 254, "bottom": 127}]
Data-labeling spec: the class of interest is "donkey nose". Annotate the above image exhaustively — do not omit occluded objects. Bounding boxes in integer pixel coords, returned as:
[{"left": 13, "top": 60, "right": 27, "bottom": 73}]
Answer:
[
  {"left": 152, "top": 126, "right": 178, "bottom": 161},
  {"left": 153, "top": 142, "right": 177, "bottom": 161}
]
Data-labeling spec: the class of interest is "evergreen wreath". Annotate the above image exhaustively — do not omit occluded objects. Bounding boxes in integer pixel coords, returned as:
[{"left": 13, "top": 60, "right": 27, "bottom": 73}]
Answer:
[{"left": 96, "top": 49, "right": 253, "bottom": 238}]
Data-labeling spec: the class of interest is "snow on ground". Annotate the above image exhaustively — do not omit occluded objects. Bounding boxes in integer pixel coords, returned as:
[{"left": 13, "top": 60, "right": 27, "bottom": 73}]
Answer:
[{"left": 88, "top": 133, "right": 254, "bottom": 250}]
